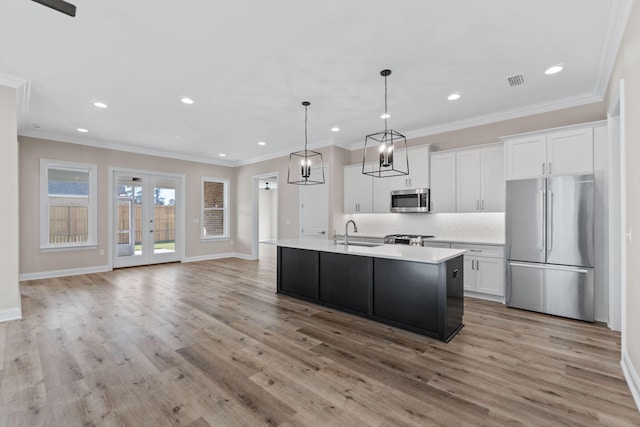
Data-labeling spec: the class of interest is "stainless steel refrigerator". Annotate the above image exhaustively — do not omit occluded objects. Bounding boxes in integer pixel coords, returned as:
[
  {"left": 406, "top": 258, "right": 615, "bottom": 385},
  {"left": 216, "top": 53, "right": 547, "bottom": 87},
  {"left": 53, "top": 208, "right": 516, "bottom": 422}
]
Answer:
[{"left": 505, "top": 174, "right": 594, "bottom": 321}]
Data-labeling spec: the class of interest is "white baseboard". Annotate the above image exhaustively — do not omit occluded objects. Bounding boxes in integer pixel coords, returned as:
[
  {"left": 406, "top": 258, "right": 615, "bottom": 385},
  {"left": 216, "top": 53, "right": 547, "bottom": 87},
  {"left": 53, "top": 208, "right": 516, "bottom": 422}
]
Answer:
[
  {"left": 233, "top": 253, "right": 256, "bottom": 261},
  {"left": 19, "top": 265, "right": 111, "bottom": 281},
  {"left": 0, "top": 307, "right": 22, "bottom": 322},
  {"left": 622, "top": 350, "right": 640, "bottom": 412},
  {"left": 182, "top": 252, "right": 240, "bottom": 262},
  {"left": 464, "top": 291, "right": 505, "bottom": 304}
]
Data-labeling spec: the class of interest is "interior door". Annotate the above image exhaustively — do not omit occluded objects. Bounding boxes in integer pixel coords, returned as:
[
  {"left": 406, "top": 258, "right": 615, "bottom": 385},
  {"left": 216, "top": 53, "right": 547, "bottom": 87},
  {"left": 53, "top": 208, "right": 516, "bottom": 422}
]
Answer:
[
  {"left": 114, "top": 171, "right": 181, "bottom": 267},
  {"left": 300, "top": 164, "right": 328, "bottom": 239}
]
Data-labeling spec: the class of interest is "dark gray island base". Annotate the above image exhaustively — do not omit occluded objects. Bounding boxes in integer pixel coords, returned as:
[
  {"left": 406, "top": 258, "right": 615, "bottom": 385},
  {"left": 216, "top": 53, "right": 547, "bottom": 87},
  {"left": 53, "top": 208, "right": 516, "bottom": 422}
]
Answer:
[{"left": 277, "top": 246, "right": 464, "bottom": 342}]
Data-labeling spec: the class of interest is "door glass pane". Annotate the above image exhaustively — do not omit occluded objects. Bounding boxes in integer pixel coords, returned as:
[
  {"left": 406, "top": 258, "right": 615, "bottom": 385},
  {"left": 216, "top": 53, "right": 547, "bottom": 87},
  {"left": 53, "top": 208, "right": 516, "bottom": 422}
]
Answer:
[
  {"left": 153, "top": 181, "right": 176, "bottom": 254},
  {"left": 117, "top": 181, "right": 143, "bottom": 257}
]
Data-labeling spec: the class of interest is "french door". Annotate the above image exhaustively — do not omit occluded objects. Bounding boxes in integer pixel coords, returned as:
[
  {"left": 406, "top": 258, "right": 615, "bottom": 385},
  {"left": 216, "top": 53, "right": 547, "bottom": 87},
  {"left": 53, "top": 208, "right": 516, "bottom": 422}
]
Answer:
[{"left": 113, "top": 170, "right": 182, "bottom": 268}]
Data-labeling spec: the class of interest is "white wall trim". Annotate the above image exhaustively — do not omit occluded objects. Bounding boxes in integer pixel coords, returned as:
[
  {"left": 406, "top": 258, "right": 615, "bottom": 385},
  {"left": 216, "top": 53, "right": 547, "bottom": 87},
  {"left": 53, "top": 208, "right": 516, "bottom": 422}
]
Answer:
[
  {"left": 19, "top": 265, "right": 111, "bottom": 281},
  {"left": 594, "top": 0, "right": 634, "bottom": 96},
  {"left": 346, "top": 92, "right": 603, "bottom": 151},
  {"left": 0, "top": 71, "right": 31, "bottom": 132},
  {"left": 251, "top": 171, "right": 280, "bottom": 260},
  {"left": 182, "top": 252, "right": 254, "bottom": 263},
  {"left": 0, "top": 307, "right": 22, "bottom": 323},
  {"left": 19, "top": 130, "right": 236, "bottom": 167},
  {"left": 622, "top": 350, "right": 640, "bottom": 412}
]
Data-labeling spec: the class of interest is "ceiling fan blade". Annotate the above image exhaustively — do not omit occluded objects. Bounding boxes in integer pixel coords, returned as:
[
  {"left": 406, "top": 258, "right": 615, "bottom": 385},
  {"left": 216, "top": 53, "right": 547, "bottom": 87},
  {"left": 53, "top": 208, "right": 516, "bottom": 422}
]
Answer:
[{"left": 31, "top": 0, "right": 76, "bottom": 17}]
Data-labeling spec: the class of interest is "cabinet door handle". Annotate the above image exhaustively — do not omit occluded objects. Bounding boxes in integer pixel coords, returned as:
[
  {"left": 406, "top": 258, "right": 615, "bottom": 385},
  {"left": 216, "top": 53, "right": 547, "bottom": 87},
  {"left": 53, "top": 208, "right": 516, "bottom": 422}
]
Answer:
[
  {"left": 476, "top": 260, "right": 480, "bottom": 270},
  {"left": 471, "top": 260, "right": 475, "bottom": 270},
  {"left": 549, "top": 162, "right": 552, "bottom": 175},
  {"left": 482, "top": 200, "right": 485, "bottom": 210},
  {"left": 542, "top": 162, "right": 545, "bottom": 175},
  {"left": 476, "top": 200, "right": 480, "bottom": 210}
]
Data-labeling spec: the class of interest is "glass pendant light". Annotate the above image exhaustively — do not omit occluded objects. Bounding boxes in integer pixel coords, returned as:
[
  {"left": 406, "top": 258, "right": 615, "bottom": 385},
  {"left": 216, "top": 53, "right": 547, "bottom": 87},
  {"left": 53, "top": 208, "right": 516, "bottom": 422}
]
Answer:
[
  {"left": 288, "top": 101, "right": 325, "bottom": 185},
  {"left": 363, "top": 69, "right": 409, "bottom": 178}
]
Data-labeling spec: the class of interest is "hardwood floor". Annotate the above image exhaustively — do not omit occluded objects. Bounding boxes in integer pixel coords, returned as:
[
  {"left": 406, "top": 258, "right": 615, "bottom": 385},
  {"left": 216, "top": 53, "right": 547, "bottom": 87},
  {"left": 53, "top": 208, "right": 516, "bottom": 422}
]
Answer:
[{"left": 1, "top": 244, "right": 638, "bottom": 426}]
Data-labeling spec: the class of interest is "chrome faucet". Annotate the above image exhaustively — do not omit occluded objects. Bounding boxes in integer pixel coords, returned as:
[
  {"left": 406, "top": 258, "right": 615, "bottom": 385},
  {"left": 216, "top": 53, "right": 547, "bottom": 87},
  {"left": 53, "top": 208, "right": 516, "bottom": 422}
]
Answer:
[{"left": 345, "top": 220, "right": 358, "bottom": 246}]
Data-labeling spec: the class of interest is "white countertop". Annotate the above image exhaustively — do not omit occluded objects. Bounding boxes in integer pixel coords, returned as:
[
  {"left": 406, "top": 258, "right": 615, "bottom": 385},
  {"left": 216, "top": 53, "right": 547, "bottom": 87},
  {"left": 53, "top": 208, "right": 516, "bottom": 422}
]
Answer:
[
  {"left": 426, "top": 237, "right": 505, "bottom": 246},
  {"left": 276, "top": 239, "right": 466, "bottom": 264}
]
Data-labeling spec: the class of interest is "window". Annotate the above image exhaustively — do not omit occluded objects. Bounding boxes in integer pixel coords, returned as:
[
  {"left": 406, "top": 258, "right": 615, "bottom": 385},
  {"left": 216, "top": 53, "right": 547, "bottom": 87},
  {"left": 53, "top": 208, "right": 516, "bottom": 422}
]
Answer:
[
  {"left": 40, "top": 159, "right": 97, "bottom": 249},
  {"left": 201, "top": 177, "right": 229, "bottom": 239}
]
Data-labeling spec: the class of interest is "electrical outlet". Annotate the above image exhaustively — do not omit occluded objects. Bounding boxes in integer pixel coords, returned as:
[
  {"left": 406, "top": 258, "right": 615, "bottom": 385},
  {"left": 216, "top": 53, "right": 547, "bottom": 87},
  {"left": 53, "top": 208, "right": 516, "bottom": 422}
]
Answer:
[
  {"left": 286, "top": 219, "right": 292, "bottom": 225},
  {"left": 99, "top": 249, "right": 105, "bottom": 256},
  {"left": 193, "top": 218, "right": 200, "bottom": 224},
  {"left": 627, "top": 228, "right": 632, "bottom": 243}
]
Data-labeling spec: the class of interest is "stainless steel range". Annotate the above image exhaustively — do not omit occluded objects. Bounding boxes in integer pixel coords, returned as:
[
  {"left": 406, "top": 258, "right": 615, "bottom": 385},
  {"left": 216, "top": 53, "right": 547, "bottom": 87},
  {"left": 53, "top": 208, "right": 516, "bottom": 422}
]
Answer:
[{"left": 384, "top": 234, "right": 434, "bottom": 246}]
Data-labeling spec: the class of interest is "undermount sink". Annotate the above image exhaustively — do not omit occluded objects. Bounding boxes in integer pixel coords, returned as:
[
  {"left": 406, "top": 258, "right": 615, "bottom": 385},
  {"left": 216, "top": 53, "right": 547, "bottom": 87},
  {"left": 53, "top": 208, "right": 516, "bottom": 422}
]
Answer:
[{"left": 339, "top": 241, "right": 383, "bottom": 248}]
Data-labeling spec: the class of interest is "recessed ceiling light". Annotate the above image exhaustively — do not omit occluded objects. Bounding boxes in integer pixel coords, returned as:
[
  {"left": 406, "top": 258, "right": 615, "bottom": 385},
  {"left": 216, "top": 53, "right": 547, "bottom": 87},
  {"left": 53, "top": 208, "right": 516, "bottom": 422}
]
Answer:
[
  {"left": 258, "top": 141, "right": 266, "bottom": 146},
  {"left": 93, "top": 101, "right": 108, "bottom": 108},
  {"left": 447, "top": 93, "right": 461, "bottom": 101},
  {"left": 219, "top": 153, "right": 226, "bottom": 157},
  {"left": 77, "top": 128, "right": 88, "bottom": 133},
  {"left": 331, "top": 127, "right": 340, "bottom": 132},
  {"left": 380, "top": 113, "right": 391, "bottom": 119},
  {"left": 545, "top": 65, "right": 564, "bottom": 75},
  {"left": 181, "top": 97, "right": 194, "bottom": 104}
]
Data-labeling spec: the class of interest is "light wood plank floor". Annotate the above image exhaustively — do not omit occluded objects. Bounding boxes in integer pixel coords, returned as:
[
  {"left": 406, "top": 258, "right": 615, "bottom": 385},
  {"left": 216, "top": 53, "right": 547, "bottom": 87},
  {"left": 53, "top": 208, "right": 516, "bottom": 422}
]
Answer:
[{"left": 2, "top": 245, "right": 638, "bottom": 426}]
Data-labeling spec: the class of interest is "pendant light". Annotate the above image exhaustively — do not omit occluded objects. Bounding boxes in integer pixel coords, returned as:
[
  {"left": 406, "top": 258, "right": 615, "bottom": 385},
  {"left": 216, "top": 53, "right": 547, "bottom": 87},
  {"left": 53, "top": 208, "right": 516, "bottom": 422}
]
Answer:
[
  {"left": 288, "top": 101, "right": 325, "bottom": 185},
  {"left": 362, "top": 69, "right": 409, "bottom": 178}
]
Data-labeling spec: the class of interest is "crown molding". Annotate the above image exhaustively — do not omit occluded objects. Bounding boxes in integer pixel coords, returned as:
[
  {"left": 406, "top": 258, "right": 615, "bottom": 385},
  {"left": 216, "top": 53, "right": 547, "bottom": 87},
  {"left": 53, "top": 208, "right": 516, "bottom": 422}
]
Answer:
[
  {"left": 235, "top": 137, "right": 339, "bottom": 166},
  {"left": 18, "top": 129, "right": 238, "bottom": 167},
  {"left": 594, "top": 0, "right": 634, "bottom": 97},
  {"left": 0, "top": 71, "right": 31, "bottom": 130},
  {"left": 346, "top": 91, "right": 603, "bottom": 151}
]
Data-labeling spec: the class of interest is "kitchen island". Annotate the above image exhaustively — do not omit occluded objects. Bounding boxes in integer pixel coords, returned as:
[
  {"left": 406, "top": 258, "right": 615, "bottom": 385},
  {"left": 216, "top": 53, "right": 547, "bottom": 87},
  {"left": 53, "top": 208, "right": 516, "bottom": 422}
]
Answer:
[{"left": 276, "top": 239, "right": 466, "bottom": 342}]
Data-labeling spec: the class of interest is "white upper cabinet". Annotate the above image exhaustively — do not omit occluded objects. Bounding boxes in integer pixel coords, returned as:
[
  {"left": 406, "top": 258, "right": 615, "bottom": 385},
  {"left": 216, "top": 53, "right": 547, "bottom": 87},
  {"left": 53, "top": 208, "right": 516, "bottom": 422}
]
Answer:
[
  {"left": 343, "top": 164, "right": 373, "bottom": 214},
  {"left": 407, "top": 146, "right": 430, "bottom": 189},
  {"left": 546, "top": 128, "right": 594, "bottom": 176},
  {"left": 429, "top": 151, "right": 456, "bottom": 213},
  {"left": 504, "top": 135, "right": 547, "bottom": 180},
  {"left": 505, "top": 125, "right": 594, "bottom": 180},
  {"left": 455, "top": 144, "right": 504, "bottom": 213},
  {"left": 480, "top": 145, "right": 505, "bottom": 212},
  {"left": 456, "top": 149, "right": 481, "bottom": 212}
]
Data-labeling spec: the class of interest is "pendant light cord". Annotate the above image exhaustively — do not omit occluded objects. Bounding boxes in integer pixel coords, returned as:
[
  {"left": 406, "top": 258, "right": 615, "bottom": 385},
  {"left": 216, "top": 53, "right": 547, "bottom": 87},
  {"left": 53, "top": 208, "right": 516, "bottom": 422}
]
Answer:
[
  {"left": 384, "top": 74, "right": 388, "bottom": 132},
  {"left": 304, "top": 103, "right": 309, "bottom": 154}
]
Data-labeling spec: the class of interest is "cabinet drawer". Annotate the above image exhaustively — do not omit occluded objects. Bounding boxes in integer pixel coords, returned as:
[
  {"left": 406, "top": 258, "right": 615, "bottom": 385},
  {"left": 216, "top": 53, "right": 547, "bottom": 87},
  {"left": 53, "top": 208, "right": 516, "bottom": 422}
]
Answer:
[{"left": 451, "top": 243, "right": 504, "bottom": 258}]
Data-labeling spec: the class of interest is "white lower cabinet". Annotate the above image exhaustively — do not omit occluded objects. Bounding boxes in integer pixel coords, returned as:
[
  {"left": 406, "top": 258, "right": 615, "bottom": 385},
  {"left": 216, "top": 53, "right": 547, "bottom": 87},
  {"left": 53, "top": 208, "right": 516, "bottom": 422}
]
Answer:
[{"left": 452, "top": 244, "right": 505, "bottom": 299}]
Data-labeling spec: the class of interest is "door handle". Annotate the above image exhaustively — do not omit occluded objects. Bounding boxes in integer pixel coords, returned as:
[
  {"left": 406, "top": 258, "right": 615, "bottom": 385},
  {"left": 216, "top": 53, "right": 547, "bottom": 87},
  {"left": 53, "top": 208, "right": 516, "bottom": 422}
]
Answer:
[
  {"left": 542, "top": 162, "right": 545, "bottom": 175},
  {"left": 471, "top": 260, "right": 475, "bottom": 270},
  {"left": 549, "top": 162, "right": 552, "bottom": 175},
  {"left": 476, "top": 260, "right": 480, "bottom": 270},
  {"left": 540, "top": 190, "right": 545, "bottom": 253},
  {"left": 319, "top": 231, "right": 326, "bottom": 235},
  {"left": 548, "top": 190, "right": 553, "bottom": 254},
  {"left": 476, "top": 200, "right": 480, "bottom": 210},
  {"left": 482, "top": 200, "right": 485, "bottom": 210}
]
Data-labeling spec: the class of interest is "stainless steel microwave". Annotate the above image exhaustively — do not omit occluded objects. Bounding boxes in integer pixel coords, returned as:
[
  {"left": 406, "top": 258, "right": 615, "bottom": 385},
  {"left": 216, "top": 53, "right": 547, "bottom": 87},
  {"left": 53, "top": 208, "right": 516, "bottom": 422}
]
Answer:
[{"left": 390, "top": 188, "right": 431, "bottom": 213}]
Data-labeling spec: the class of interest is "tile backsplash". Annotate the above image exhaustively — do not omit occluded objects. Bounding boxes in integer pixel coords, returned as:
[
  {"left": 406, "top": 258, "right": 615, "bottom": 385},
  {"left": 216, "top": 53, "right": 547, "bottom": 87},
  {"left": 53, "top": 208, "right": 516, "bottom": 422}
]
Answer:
[{"left": 337, "top": 212, "right": 504, "bottom": 242}]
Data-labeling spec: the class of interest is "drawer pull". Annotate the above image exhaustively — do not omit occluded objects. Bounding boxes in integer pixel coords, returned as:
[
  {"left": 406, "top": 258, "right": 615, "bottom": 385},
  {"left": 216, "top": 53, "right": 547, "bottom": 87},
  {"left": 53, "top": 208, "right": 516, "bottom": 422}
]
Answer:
[{"left": 469, "top": 249, "right": 482, "bottom": 252}]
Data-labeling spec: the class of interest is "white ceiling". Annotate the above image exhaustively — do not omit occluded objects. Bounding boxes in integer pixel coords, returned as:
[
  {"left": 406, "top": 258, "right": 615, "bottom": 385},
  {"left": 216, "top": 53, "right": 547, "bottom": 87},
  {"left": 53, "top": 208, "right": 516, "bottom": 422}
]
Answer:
[{"left": 0, "top": 0, "right": 631, "bottom": 166}]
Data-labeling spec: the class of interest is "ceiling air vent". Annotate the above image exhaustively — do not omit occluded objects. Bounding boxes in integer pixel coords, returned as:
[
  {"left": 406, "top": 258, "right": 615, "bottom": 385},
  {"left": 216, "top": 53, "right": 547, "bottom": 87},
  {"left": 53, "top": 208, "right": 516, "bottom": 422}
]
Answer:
[{"left": 507, "top": 74, "right": 526, "bottom": 87}]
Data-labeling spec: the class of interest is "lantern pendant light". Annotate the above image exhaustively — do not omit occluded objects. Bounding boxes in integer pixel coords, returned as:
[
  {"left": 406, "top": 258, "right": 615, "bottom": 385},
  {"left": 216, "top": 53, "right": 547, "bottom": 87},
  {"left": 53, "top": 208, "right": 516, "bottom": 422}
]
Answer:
[
  {"left": 288, "top": 101, "right": 325, "bottom": 185},
  {"left": 362, "top": 69, "right": 409, "bottom": 178}
]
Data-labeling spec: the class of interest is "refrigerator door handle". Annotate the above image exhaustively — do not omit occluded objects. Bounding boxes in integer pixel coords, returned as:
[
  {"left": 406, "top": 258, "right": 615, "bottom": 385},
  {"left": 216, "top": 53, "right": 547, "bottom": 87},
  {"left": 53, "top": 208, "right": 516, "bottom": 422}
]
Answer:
[
  {"left": 508, "top": 262, "right": 589, "bottom": 274},
  {"left": 548, "top": 190, "right": 553, "bottom": 255},
  {"left": 539, "top": 190, "right": 545, "bottom": 253}
]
